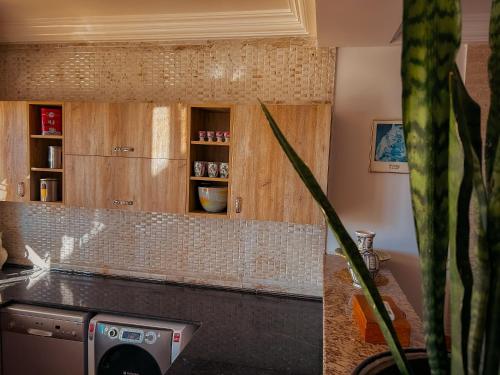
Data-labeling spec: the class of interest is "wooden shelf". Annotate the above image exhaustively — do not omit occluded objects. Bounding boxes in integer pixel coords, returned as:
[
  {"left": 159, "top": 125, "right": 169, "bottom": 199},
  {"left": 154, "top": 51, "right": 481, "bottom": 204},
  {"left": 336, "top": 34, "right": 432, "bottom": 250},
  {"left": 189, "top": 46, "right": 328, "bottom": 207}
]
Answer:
[
  {"left": 188, "top": 209, "right": 228, "bottom": 217},
  {"left": 31, "top": 167, "right": 63, "bottom": 173},
  {"left": 190, "top": 176, "right": 228, "bottom": 182},
  {"left": 191, "top": 141, "right": 230, "bottom": 146},
  {"left": 30, "top": 200, "right": 64, "bottom": 205},
  {"left": 30, "top": 135, "right": 63, "bottom": 140}
]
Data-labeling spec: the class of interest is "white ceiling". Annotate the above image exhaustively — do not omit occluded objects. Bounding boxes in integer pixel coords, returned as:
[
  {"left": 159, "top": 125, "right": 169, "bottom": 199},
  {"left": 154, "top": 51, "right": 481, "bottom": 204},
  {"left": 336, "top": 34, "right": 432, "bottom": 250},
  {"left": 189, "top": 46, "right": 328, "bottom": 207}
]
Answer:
[
  {"left": 316, "top": 0, "right": 492, "bottom": 47},
  {"left": 0, "top": 0, "right": 491, "bottom": 45},
  {"left": 0, "top": 0, "right": 316, "bottom": 43}
]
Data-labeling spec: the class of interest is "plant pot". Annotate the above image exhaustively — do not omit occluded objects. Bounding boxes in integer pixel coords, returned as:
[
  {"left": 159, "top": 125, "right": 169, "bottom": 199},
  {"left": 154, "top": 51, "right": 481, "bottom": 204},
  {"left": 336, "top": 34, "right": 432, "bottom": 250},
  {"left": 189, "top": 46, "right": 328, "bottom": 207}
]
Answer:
[{"left": 353, "top": 348, "right": 429, "bottom": 375}]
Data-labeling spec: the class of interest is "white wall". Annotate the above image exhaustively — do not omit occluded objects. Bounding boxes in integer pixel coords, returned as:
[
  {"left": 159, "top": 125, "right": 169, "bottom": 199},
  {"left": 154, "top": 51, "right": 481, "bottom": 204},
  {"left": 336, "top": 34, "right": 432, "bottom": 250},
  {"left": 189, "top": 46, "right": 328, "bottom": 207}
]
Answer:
[
  {"left": 327, "top": 45, "right": 468, "bottom": 317},
  {"left": 327, "top": 46, "right": 421, "bottom": 314}
]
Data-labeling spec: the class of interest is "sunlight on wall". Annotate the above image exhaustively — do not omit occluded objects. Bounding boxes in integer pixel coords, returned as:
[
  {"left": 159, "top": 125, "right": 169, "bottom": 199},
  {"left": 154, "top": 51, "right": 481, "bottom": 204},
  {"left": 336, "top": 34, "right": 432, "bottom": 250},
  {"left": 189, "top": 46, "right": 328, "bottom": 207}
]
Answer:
[
  {"left": 151, "top": 106, "right": 170, "bottom": 178},
  {"left": 25, "top": 245, "right": 50, "bottom": 269},
  {"left": 0, "top": 178, "right": 7, "bottom": 200}
]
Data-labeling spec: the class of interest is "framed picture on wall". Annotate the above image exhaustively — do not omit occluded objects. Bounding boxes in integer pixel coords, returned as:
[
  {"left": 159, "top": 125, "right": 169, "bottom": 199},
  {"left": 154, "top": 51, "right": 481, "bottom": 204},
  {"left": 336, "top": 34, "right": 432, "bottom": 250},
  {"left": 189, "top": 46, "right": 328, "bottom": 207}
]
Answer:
[{"left": 369, "top": 120, "right": 409, "bottom": 174}]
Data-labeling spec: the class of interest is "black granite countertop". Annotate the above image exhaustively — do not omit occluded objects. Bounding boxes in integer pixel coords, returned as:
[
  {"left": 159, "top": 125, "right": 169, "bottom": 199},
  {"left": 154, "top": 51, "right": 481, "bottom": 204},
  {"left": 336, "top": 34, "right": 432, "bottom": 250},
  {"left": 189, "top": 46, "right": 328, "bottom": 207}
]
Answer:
[{"left": 0, "top": 267, "right": 322, "bottom": 375}]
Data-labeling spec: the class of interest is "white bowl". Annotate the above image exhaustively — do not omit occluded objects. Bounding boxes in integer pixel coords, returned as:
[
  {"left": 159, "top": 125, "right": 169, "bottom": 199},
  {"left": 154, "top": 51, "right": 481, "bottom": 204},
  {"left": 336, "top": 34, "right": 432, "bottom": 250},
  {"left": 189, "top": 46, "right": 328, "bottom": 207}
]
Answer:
[{"left": 198, "top": 186, "right": 228, "bottom": 213}]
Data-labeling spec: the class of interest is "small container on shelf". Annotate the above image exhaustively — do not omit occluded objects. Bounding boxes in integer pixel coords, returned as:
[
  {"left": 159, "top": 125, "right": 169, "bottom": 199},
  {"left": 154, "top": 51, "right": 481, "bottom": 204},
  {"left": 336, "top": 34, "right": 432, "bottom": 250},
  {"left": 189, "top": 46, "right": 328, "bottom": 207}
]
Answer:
[
  {"left": 207, "top": 131, "right": 215, "bottom": 142},
  {"left": 48, "top": 146, "right": 62, "bottom": 169},
  {"left": 41, "top": 108, "right": 62, "bottom": 135},
  {"left": 223, "top": 131, "right": 230, "bottom": 143},
  {"left": 198, "top": 185, "right": 228, "bottom": 213},
  {"left": 207, "top": 162, "right": 219, "bottom": 178},
  {"left": 198, "top": 130, "right": 207, "bottom": 142},
  {"left": 40, "top": 178, "right": 59, "bottom": 202},
  {"left": 216, "top": 131, "right": 224, "bottom": 142},
  {"left": 193, "top": 161, "right": 207, "bottom": 177},
  {"left": 219, "top": 162, "right": 229, "bottom": 178}
]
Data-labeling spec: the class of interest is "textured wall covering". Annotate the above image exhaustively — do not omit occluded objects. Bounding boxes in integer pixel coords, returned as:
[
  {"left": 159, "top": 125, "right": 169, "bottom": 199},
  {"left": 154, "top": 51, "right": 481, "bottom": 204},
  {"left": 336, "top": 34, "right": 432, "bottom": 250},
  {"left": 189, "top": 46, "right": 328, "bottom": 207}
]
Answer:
[
  {"left": 0, "top": 202, "right": 325, "bottom": 296},
  {"left": 0, "top": 38, "right": 335, "bottom": 103},
  {"left": 0, "top": 38, "right": 333, "bottom": 295}
]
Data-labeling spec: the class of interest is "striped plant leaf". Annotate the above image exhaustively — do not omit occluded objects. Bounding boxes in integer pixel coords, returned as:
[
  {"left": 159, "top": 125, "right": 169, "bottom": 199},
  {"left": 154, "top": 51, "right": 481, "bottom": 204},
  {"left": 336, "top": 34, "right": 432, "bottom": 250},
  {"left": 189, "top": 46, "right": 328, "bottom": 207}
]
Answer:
[
  {"left": 402, "top": 0, "right": 461, "bottom": 373},
  {"left": 449, "top": 66, "right": 484, "bottom": 375},
  {"left": 448, "top": 67, "right": 475, "bottom": 375},
  {"left": 483, "top": 0, "right": 500, "bottom": 373},
  {"left": 258, "top": 101, "right": 412, "bottom": 375}
]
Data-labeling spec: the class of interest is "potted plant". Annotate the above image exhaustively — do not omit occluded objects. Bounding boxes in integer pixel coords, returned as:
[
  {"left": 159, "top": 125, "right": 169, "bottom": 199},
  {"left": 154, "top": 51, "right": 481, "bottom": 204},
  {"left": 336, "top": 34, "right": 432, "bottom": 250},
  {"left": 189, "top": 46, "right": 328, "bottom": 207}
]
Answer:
[{"left": 259, "top": 0, "right": 500, "bottom": 373}]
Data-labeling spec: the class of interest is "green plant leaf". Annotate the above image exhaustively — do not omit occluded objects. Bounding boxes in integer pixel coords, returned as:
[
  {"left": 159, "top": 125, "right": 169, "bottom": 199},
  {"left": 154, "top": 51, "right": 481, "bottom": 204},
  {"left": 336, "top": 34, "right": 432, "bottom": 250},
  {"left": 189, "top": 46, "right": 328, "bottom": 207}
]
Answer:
[
  {"left": 450, "top": 68, "right": 489, "bottom": 375},
  {"left": 402, "top": 0, "right": 461, "bottom": 373},
  {"left": 483, "top": 0, "right": 500, "bottom": 373},
  {"left": 258, "top": 101, "right": 412, "bottom": 375},
  {"left": 449, "top": 66, "right": 483, "bottom": 375}
]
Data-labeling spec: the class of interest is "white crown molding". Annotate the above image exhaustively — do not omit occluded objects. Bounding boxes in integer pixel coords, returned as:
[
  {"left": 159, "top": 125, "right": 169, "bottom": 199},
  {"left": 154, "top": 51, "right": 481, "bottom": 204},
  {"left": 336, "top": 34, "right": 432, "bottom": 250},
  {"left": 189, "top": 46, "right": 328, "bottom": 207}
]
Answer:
[
  {"left": 463, "top": 13, "right": 490, "bottom": 43},
  {"left": 0, "top": 0, "right": 316, "bottom": 43}
]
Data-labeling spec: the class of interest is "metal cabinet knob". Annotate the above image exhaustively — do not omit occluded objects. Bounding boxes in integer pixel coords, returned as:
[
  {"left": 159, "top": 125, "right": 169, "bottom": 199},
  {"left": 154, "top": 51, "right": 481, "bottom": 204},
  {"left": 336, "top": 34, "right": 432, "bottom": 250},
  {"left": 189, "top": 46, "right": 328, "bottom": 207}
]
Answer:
[
  {"left": 16, "top": 182, "right": 25, "bottom": 198},
  {"left": 235, "top": 197, "right": 242, "bottom": 213}
]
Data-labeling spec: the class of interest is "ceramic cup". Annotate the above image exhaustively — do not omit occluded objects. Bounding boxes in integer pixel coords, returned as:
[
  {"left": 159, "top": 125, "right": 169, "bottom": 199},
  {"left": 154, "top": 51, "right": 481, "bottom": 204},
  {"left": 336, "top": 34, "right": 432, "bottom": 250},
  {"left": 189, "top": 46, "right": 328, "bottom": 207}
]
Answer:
[
  {"left": 219, "top": 162, "right": 229, "bottom": 178},
  {"left": 198, "top": 130, "right": 207, "bottom": 142},
  {"left": 207, "top": 162, "right": 219, "bottom": 177},
  {"left": 224, "top": 131, "right": 230, "bottom": 142},
  {"left": 194, "top": 161, "right": 207, "bottom": 177},
  {"left": 355, "top": 230, "right": 376, "bottom": 252},
  {"left": 207, "top": 131, "right": 215, "bottom": 142},
  {"left": 216, "top": 130, "right": 224, "bottom": 142}
]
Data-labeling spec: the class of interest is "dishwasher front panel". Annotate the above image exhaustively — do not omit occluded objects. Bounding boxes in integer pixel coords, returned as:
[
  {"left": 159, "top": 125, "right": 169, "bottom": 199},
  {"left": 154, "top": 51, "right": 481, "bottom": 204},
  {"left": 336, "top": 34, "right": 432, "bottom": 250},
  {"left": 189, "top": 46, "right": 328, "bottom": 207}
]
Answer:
[{"left": 2, "top": 331, "right": 86, "bottom": 375}]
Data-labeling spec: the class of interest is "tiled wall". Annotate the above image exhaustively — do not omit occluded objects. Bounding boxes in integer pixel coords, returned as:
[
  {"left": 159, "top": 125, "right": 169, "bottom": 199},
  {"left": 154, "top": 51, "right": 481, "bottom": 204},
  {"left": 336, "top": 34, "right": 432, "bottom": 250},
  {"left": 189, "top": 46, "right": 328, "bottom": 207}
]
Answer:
[
  {"left": 0, "top": 38, "right": 335, "bottom": 104},
  {"left": 0, "top": 202, "right": 325, "bottom": 296},
  {"left": 0, "top": 38, "right": 334, "bottom": 295}
]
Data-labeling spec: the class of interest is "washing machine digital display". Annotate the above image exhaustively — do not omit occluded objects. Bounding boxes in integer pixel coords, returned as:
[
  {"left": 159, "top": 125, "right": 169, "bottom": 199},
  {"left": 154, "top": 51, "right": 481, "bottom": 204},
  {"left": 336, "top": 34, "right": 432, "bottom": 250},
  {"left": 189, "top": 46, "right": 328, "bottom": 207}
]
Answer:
[{"left": 119, "top": 328, "right": 144, "bottom": 343}]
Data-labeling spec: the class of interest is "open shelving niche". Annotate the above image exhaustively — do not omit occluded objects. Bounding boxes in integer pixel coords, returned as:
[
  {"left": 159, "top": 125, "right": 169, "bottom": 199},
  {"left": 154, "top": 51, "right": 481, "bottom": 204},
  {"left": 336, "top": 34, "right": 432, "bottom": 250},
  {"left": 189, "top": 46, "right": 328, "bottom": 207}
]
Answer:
[
  {"left": 187, "top": 105, "right": 232, "bottom": 217},
  {"left": 27, "top": 102, "right": 64, "bottom": 203}
]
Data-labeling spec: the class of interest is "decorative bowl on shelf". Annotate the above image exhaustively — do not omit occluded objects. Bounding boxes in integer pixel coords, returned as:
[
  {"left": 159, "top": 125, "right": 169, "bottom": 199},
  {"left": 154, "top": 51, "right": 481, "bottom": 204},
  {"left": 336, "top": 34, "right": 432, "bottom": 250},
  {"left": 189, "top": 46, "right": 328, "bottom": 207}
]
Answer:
[{"left": 198, "top": 186, "right": 228, "bottom": 213}]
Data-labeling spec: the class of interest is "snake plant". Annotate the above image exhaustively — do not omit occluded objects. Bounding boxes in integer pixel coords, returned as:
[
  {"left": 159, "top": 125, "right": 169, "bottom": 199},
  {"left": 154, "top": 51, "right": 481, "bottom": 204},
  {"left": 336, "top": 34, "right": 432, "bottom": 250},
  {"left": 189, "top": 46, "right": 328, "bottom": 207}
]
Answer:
[{"left": 260, "top": 0, "right": 499, "bottom": 373}]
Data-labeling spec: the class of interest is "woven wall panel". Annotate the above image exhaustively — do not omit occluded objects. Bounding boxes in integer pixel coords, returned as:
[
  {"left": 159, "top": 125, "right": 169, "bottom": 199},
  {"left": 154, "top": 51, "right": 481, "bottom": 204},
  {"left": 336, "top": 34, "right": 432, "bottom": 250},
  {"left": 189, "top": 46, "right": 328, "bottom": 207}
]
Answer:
[
  {"left": 0, "top": 39, "right": 335, "bottom": 103},
  {"left": 0, "top": 202, "right": 325, "bottom": 296}
]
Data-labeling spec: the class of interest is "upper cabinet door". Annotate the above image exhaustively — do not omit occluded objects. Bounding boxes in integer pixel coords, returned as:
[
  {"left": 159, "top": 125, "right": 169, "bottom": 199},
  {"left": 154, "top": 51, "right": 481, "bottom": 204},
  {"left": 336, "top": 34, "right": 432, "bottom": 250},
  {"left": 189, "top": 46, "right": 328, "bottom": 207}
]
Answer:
[
  {"left": 65, "top": 102, "right": 110, "bottom": 156},
  {"left": 65, "top": 102, "right": 187, "bottom": 159},
  {"left": 230, "top": 104, "right": 331, "bottom": 225},
  {"left": 66, "top": 155, "right": 186, "bottom": 213},
  {"left": 0, "top": 101, "right": 28, "bottom": 202}
]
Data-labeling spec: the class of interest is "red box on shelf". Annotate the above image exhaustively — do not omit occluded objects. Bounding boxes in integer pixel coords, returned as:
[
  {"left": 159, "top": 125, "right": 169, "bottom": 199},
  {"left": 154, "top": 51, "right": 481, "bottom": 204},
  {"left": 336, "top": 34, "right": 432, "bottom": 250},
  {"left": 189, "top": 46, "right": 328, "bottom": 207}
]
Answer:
[{"left": 41, "top": 108, "right": 62, "bottom": 135}]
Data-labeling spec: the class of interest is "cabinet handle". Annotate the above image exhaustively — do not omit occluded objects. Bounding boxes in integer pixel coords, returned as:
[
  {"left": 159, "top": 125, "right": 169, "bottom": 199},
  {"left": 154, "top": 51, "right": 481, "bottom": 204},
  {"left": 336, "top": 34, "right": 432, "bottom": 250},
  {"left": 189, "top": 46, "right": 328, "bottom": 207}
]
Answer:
[
  {"left": 16, "top": 182, "right": 25, "bottom": 198},
  {"left": 235, "top": 197, "right": 242, "bottom": 213},
  {"left": 113, "top": 200, "right": 134, "bottom": 206},
  {"left": 112, "top": 146, "right": 135, "bottom": 153}
]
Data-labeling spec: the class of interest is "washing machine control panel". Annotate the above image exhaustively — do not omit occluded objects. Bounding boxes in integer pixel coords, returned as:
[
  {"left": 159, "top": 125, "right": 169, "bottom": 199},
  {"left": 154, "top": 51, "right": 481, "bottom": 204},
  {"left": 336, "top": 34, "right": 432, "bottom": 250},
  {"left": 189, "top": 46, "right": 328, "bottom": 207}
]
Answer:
[{"left": 96, "top": 323, "right": 160, "bottom": 345}]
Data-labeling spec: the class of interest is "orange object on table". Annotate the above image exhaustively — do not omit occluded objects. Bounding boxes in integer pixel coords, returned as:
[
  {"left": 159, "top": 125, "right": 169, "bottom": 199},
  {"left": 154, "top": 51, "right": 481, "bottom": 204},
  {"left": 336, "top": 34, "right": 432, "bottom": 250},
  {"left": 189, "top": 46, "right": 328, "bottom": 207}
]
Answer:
[{"left": 352, "top": 294, "right": 411, "bottom": 347}]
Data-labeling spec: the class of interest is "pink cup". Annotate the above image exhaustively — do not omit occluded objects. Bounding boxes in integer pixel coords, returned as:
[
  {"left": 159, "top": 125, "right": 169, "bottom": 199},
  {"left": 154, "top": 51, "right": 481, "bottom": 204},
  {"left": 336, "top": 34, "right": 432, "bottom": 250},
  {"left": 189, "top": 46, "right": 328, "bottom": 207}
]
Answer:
[
  {"left": 207, "top": 131, "right": 215, "bottom": 142},
  {"left": 223, "top": 131, "right": 230, "bottom": 142},
  {"left": 198, "top": 130, "right": 207, "bottom": 141}
]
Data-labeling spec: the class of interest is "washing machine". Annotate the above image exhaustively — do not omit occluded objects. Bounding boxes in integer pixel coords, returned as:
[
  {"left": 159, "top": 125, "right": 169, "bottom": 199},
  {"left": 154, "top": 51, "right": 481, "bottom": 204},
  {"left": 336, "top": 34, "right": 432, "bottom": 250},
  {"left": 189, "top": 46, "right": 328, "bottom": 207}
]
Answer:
[{"left": 88, "top": 314, "right": 196, "bottom": 375}]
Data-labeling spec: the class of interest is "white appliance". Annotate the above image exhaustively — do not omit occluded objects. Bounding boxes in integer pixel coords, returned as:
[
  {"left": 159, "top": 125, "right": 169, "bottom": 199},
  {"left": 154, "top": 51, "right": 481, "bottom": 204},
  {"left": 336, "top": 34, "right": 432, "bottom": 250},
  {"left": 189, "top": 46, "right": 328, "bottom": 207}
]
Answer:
[{"left": 88, "top": 314, "right": 196, "bottom": 375}]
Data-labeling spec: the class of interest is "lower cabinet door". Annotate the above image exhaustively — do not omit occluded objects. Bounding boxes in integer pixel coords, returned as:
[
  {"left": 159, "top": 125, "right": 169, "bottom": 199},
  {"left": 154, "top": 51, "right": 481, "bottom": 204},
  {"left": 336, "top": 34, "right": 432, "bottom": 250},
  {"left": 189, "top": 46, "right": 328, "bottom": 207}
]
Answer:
[{"left": 65, "top": 155, "right": 186, "bottom": 213}]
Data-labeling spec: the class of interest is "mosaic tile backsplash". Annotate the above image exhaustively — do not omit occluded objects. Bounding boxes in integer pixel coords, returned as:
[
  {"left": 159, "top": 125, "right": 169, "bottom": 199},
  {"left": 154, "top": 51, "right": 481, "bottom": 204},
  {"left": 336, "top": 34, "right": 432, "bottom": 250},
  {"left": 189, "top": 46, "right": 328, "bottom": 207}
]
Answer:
[
  {"left": 0, "top": 202, "right": 325, "bottom": 296},
  {"left": 0, "top": 38, "right": 335, "bottom": 104}
]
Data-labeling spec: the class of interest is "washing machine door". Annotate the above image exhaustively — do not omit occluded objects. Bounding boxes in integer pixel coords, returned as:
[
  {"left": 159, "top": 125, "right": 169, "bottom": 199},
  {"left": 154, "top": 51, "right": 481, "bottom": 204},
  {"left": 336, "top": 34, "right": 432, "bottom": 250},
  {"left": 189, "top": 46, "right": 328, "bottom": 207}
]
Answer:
[{"left": 98, "top": 344, "right": 162, "bottom": 375}]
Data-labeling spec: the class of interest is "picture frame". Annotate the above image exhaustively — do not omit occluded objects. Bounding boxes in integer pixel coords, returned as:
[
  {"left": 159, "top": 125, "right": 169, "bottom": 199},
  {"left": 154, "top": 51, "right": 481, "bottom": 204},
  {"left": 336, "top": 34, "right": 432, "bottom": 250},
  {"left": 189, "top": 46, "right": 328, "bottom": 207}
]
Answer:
[{"left": 369, "top": 120, "right": 409, "bottom": 174}]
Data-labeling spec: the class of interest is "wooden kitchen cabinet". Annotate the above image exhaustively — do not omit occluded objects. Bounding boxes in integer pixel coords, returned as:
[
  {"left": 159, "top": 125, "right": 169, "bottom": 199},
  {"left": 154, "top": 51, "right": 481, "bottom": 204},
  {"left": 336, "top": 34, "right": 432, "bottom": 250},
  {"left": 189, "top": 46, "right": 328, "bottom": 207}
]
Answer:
[
  {"left": 230, "top": 104, "right": 331, "bottom": 225},
  {"left": 0, "top": 101, "right": 28, "bottom": 202},
  {"left": 65, "top": 155, "right": 186, "bottom": 213},
  {"left": 65, "top": 102, "right": 188, "bottom": 159}
]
